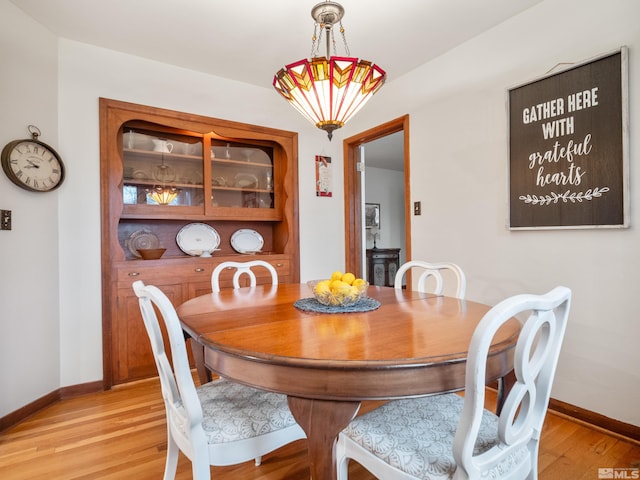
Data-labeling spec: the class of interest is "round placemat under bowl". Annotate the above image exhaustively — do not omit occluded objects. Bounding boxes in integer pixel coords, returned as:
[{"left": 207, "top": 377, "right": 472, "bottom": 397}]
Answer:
[{"left": 294, "top": 297, "right": 381, "bottom": 314}]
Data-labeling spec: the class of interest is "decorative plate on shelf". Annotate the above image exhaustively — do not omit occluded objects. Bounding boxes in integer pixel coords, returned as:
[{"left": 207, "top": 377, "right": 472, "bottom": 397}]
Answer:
[
  {"left": 230, "top": 228, "right": 264, "bottom": 254},
  {"left": 234, "top": 173, "right": 259, "bottom": 188},
  {"left": 176, "top": 223, "right": 220, "bottom": 256},
  {"left": 126, "top": 229, "right": 160, "bottom": 258}
]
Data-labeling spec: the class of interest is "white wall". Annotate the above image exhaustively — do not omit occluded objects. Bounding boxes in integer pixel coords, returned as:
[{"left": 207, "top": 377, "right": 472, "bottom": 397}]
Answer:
[
  {"left": 0, "top": 1, "right": 60, "bottom": 416},
  {"left": 1, "top": 0, "right": 347, "bottom": 415},
  {"left": 364, "top": 167, "right": 406, "bottom": 264},
  {"left": 2, "top": 0, "right": 639, "bottom": 428},
  {"left": 343, "top": 0, "right": 640, "bottom": 426},
  {"left": 56, "top": 40, "right": 348, "bottom": 386}
]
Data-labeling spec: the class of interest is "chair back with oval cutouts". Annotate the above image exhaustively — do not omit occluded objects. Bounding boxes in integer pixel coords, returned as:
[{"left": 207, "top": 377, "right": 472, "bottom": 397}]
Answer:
[
  {"left": 394, "top": 260, "right": 467, "bottom": 299},
  {"left": 453, "top": 286, "right": 571, "bottom": 479},
  {"left": 211, "top": 260, "right": 278, "bottom": 292}
]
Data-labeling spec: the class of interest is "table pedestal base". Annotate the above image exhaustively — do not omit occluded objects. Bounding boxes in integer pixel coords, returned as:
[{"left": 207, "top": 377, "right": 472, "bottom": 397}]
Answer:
[{"left": 288, "top": 397, "right": 360, "bottom": 480}]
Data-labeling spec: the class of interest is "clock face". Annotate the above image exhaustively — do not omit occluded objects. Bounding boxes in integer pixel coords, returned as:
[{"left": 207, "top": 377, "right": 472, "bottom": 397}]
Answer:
[{"left": 1, "top": 139, "right": 65, "bottom": 192}]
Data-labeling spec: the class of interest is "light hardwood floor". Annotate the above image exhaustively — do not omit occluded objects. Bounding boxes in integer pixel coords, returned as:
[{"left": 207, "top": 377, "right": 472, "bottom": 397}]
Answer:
[{"left": 1, "top": 377, "right": 638, "bottom": 479}]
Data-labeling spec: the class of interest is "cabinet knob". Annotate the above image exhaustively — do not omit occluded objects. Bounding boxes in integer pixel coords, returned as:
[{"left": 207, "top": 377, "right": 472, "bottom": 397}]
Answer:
[
  {"left": 276, "top": 263, "right": 283, "bottom": 267},
  {"left": 128, "top": 272, "right": 140, "bottom": 277},
  {"left": 194, "top": 268, "right": 205, "bottom": 272}
]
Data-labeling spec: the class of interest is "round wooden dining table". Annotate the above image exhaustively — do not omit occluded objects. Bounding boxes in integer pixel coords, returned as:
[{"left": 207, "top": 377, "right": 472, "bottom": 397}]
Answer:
[{"left": 177, "top": 283, "right": 520, "bottom": 480}]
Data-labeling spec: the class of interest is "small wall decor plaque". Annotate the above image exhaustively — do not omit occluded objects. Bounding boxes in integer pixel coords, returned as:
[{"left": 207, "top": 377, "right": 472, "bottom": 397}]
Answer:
[{"left": 315, "top": 155, "right": 332, "bottom": 197}]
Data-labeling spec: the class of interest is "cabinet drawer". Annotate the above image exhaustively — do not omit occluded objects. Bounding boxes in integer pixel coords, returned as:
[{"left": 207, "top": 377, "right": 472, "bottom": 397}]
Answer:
[
  {"left": 116, "top": 257, "right": 291, "bottom": 288},
  {"left": 116, "top": 263, "right": 212, "bottom": 287},
  {"left": 371, "top": 253, "right": 397, "bottom": 259},
  {"left": 268, "top": 258, "right": 290, "bottom": 276}
]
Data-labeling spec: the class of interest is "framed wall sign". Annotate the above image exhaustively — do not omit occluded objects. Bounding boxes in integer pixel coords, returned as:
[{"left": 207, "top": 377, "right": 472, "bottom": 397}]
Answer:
[
  {"left": 365, "top": 203, "right": 380, "bottom": 228},
  {"left": 507, "top": 47, "right": 629, "bottom": 229}
]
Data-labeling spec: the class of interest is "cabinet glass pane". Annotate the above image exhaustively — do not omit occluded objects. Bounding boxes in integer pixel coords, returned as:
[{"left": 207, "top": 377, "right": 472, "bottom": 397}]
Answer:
[
  {"left": 122, "top": 127, "right": 204, "bottom": 207},
  {"left": 210, "top": 142, "right": 274, "bottom": 209}
]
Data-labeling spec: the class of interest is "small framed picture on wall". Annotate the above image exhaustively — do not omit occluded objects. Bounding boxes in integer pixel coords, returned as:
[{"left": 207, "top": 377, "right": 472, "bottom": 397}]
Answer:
[
  {"left": 315, "top": 155, "right": 332, "bottom": 197},
  {"left": 365, "top": 203, "right": 380, "bottom": 229}
]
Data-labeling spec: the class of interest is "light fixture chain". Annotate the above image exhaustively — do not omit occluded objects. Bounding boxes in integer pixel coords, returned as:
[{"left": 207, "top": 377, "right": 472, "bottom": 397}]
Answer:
[
  {"left": 331, "top": 28, "right": 338, "bottom": 56},
  {"left": 339, "top": 20, "right": 350, "bottom": 56},
  {"left": 311, "top": 23, "right": 320, "bottom": 58},
  {"left": 319, "top": 26, "right": 326, "bottom": 57}
]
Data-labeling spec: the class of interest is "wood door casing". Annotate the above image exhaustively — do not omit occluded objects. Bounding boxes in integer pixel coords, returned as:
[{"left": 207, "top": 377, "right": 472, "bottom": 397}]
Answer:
[{"left": 343, "top": 115, "right": 411, "bottom": 279}]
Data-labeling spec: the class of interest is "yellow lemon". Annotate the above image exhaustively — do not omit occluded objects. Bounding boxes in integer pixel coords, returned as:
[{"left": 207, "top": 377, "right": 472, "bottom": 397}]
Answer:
[
  {"left": 314, "top": 280, "right": 331, "bottom": 295},
  {"left": 333, "top": 281, "right": 352, "bottom": 297},
  {"left": 341, "top": 272, "right": 356, "bottom": 285},
  {"left": 348, "top": 285, "right": 361, "bottom": 300},
  {"left": 331, "top": 270, "right": 343, "bottom": 282},
  {"left": 330, "top": 280, "right": 350, "bottom": 291},
  {"left": 352, "top": 278, "right": 367, "bottom": 288}
]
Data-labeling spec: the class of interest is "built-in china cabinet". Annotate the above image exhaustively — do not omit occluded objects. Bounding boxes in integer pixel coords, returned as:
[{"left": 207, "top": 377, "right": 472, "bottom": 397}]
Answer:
[{"left": 100, "top": 98, "right": 299, "bottom": 386}]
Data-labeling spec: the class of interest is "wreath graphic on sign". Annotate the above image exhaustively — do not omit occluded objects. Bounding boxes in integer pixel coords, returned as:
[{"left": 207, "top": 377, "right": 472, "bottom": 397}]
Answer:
[{"left": 519, "top": 186, "right": 609, "bottom": 206}]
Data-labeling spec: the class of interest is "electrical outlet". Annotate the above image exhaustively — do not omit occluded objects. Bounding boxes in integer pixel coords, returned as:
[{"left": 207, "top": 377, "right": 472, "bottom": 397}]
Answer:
[
  {"left": 1, "top": 210, "right": 11, "bottom": 230},
  {"left": 413, "top": 201, "right": 421, "bottom": 216}
]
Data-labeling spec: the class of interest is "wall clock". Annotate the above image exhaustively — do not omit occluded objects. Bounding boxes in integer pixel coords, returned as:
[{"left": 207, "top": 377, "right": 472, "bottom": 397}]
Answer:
[{"left": 1, "top": 125, "right": 65, "bottom": 192}]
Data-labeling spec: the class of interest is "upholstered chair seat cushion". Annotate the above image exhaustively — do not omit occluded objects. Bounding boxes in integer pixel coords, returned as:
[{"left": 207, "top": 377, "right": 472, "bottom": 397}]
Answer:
[
  {"left": 342, "top": 394, "right": 529, "bottom": 480},
  {"left": 191, "top": 378, "right": 299, "bottom": 443}
]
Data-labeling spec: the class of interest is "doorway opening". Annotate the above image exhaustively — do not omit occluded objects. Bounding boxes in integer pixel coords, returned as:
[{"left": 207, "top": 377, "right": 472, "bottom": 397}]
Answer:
[{"left": 343, "top": 115, "right": 411, "bottom": 280}]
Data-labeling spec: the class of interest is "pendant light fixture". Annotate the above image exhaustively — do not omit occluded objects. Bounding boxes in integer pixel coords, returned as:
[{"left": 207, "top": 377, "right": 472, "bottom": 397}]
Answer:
[
  {"left": 273, "top": 1, "right": 386, "bottom": 140},
  {"left": 147, "top": 185, "right": 179, "bottom": 205},
  {"left": 146, "top": 150, "right": 180, "bottom": 205}
]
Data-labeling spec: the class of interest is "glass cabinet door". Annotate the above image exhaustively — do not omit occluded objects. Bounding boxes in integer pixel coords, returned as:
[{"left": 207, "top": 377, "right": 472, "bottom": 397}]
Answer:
[
  {"left": 210, "top": 142, "right": 274, "bottom": 209},
  {"left": 122, "top": 126, "right": 204, "bottom": 208}
]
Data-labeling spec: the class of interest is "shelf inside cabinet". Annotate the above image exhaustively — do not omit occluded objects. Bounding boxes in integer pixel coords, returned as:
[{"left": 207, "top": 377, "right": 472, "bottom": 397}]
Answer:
[
  {"left": 211, "top": 158, "right": 273, "bottom": 168},
  {"left": 124, "top": 148, "right": 202, "bottom": 161},
  {"left": 118, "top": 219, "right": 284, "bottom": 260},
  {"left": 123, "top": 150, "right": 203, "bottom": 182},
  {"left": 212, "top": 186, "right": 273, "bottom": 193},
  {"left": 124, "top": 178, "right": 204, "bottom": 189}
]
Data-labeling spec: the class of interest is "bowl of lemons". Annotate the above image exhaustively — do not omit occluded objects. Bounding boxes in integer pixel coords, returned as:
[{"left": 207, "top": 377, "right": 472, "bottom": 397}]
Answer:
[{"left": 308, "top": 271, "right": 369, "bottom": 307}]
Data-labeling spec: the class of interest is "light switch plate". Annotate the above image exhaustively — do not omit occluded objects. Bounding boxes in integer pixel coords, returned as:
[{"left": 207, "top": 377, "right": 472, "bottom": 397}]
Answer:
[
  {"left": 1, "top": 209, "right": 11, "bottom": 230},
  {"left": 413, "top": 201, "right": 421, "bottom": 215}
]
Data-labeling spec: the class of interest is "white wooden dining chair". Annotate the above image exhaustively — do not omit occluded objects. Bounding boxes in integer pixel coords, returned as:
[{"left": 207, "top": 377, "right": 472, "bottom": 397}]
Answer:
[
  {"left": 211, "top": 260, "right": 278, "bottom": 293},
  {"left": 337, "top": 286, "right": 571, "bottom": 480},
  {"left": 189, "top": 260, "right": 280, "bottom": 384},
  {"left": 132, "top": 280, "right": 305, "bottom": 480},
  {"left": 394, "top": 260, "right": 467, "bottom": 299}
]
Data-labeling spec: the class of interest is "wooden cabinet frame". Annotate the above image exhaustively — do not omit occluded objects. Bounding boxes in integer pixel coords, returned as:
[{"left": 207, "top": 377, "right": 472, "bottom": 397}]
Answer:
[{"left": 100, "top": 98, "right": 299, "bottom": 387}]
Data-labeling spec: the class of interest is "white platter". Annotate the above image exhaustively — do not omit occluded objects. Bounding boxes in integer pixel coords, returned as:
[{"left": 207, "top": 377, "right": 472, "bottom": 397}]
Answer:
[
  {"left": 230, "top": 229, "right": 264, "bottom": 254},
  {"left": 126, "top": 229, "right": 160, "bottom": 258},
  {"left": 234, "top": 173, "right": 259, "bottom": 188},
  {"left": 176, "top": 223, "right": 220, "bottom": 256}
]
